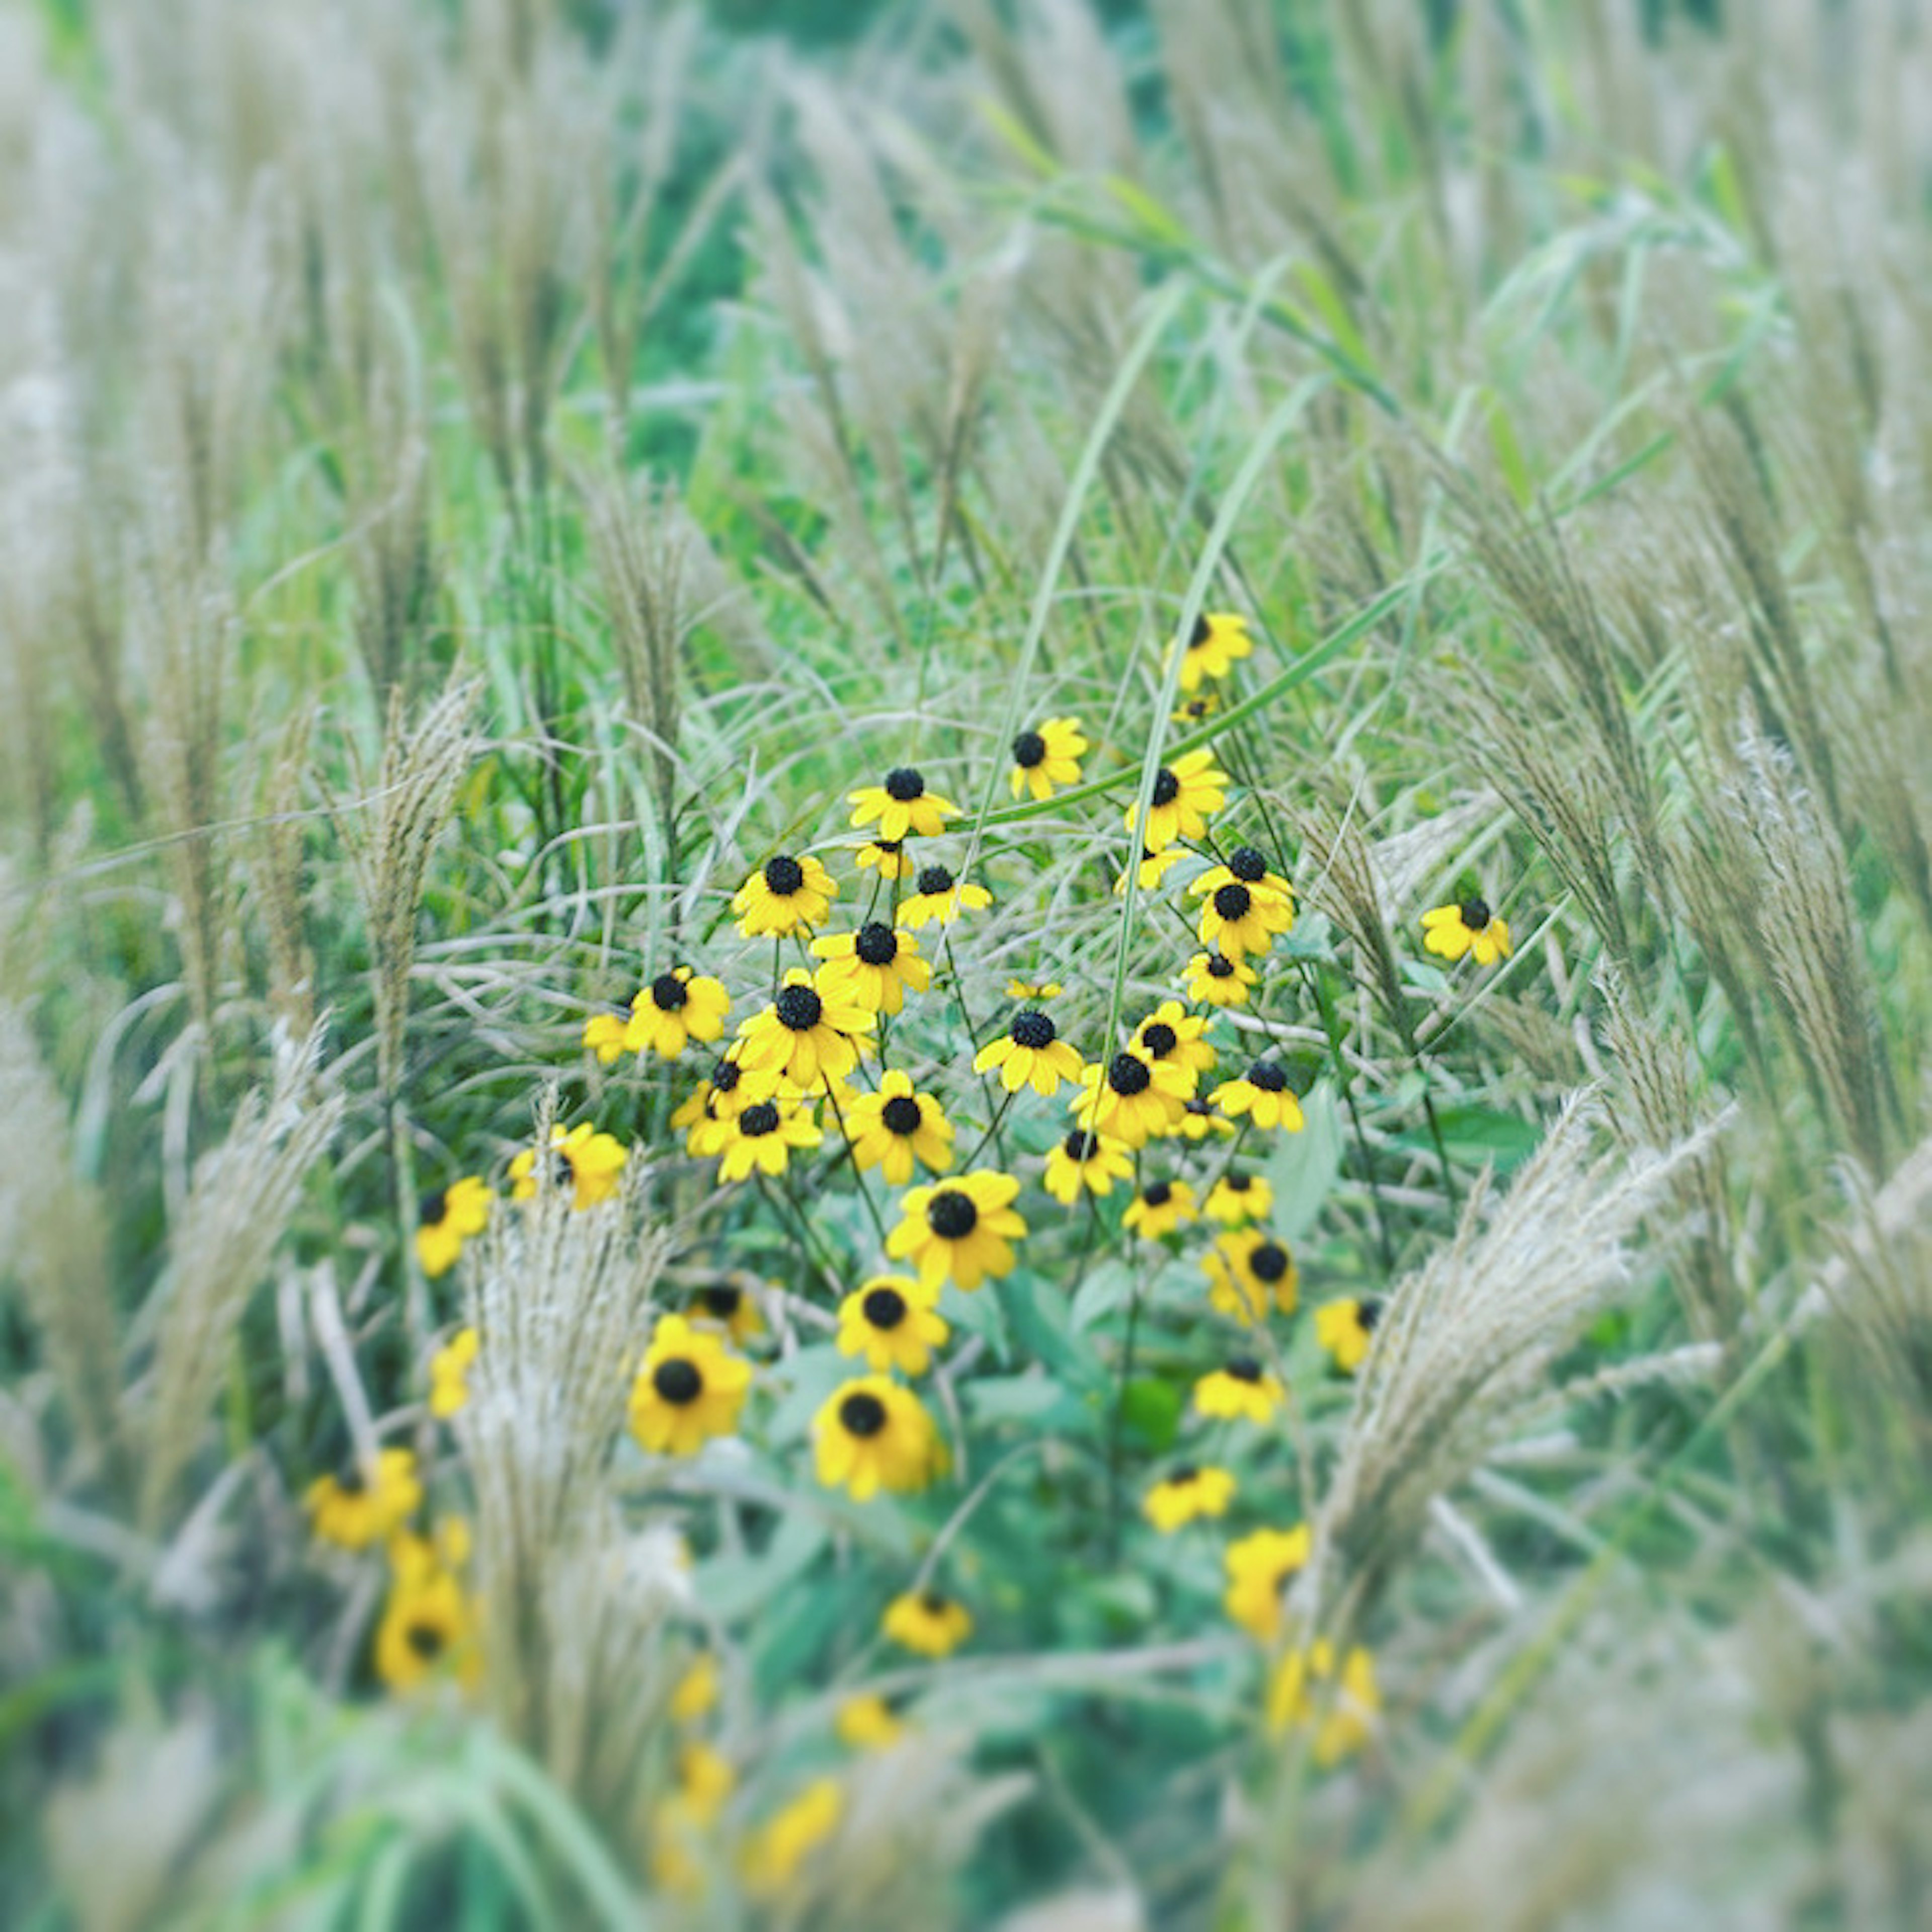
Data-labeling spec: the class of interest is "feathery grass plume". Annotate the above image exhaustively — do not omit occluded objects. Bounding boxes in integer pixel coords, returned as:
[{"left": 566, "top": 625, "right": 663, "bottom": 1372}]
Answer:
[
  {"left": 1302, "top": 1095, "right": 1711, "bottom": 1632},
  {"left": 138, "top": 1023, "right": 342, "bottom": 1533},
  {"left": 343, "top": 347, "right": 436, "bottom": 705},
  {"left": 1293, "top": 792, "right": 1407, "bottom": 1036},
  {"left": 250, "top": 704, "right": 316, "bottom": 1039}
]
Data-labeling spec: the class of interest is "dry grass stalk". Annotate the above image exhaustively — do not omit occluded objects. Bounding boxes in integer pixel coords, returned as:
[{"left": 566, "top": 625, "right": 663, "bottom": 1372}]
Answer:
[
  {"left": 1293, "top": 790, "right": 1408, "bottom": 1036},
  {"left": 344, "top": 349, "right": 436, "bottom": 704},
  {"left": 251, "top": 704, "right": 316, "bottom": 1038}
]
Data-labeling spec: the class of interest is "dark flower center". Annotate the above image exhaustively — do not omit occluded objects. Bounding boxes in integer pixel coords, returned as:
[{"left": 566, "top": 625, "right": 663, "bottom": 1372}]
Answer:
[
  {"left": 1151, "top": 769, "right": 1180, "bottom": 808},
  {"left": 335, "top": 1466, "right": 368, "bottom": 1497},
  {"left": 880, "top": 1094, "right": 924, "bottom": 1135},
  {"left": 551, "top": 1152, "right": 576, "bottom": 1189},
  {"left": 862, "top": 1285, "right": 908, "bottom": 1329},
  {"left": 919, "top": 1590, "right": 950, "bottom": 1615},
  {"left": 651, "top": 970, "right": 689, "bottom": 1012},
  {"left": 1230, "top": 848, "right": 1268, "bottom": 882},
  {"left": 711, "top": 1060, "right": 743, "bottom": 1095},
  {"left": 763, "top": 854, "right": 805, "bottom": 896},
  {"left": 872, "top": 838, "right": 903, "bottom": 856},
  {"left": 1012, "top": 729, "right": 1046, "bottom": 768},
  {"left": 1141, "top": 1021, "right": 1177, "bottom": 1058},
  {"left": 884, "top": 767, "right": 926, "bottom": 801},
  {"left": 418, "top": 1188, "right": 448, "bottom": 1226},
  {"left": 1010, "top": 1010, "right": 1056, "bottom": 1050},
  {"left": 855, "top": 922, "right": 900, "bottom": 966},
  {"left": 1247, "top": 1060, "right": 1287, "bottom": 1092},
  {"left": 1226, "top": 1173, "right": 1252, "bottom": 1192},
  {"left": 775, "top": 984, "right": 823, "bottom": 1031},
  {"left": 1250, "top": 1242, "right": 1290, "bottom": 1284},
  {"left": 1188, "top": 613, "right": 1212, "bottom": 647},
  {"left": 653, "top": 1357, "right": 703, "bottom": 1405},
  {"left": 1206, "top": 953, "right": 1236, "bottom": 979},
  {"left": 1460, "top": 896, "right": 1491, "bottom": 930},
  {"left": 1170, "top": 1462, "right": 1199, "bottom": 1484},
  {"left": 1358, "top": 1297, "right": 1383, "bottom": 1332},
  {"left": 927, "top": 1190, "right": 979, "bottom": 1239},
  {"left": 916, "top": 865, "right": 954, "bottom": 896},
  {"left": 1226, "top": 1356, "right": 1262, "bottom": 1383},
  {"left": 1143, "top": 1180, "right": 1173, "bottom": 1208},
  {"left": 739, "top": 1101, "right": 781, "bottom": 1138},
  {"left": 1062, "top": 1129, "right": 1098, "bottom": 1160},
  {"left": 840, "top": 1392, "right": 887, "bottom": 1437},
  {"left": 700, "top": 1284, "right": 742, "bottom": 1318},
  {"left": 1106, "top": 1052, "right": 1152, "bottom": 1096},
  {"left": 406, "top": 1621, "right": 448, "bottom": 1660},
  {"left": 1213, "top": 881, "right": 1253, "bottom": 921}
]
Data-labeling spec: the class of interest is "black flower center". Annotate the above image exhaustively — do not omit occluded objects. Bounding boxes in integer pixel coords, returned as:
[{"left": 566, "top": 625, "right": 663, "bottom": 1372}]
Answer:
[
  {"left": 406, "top": 1621, "right": 448, "bottom": 1660},
  {"left": 1358, "top": 1297, "right": 1384, "bottom": 1332},
  {"left": 1460, "top": 896, "right": 1491, "bottom": 930},
  {"left": 700, "top": 1284, "right": 743, "bottom": 1319},
  {"left": 1143, "top": 1180, "right": 1173, "bottom": 1208},
  {"left": 335, "top": 1466, "right": 368, "bottom": 1497},
  {"left": 1010, "top": 1010, "right": 1056, "bottom": 1050},
  {"left": 1213, "top": 881, "right": 1252, "bottom": 921},
  {"left": 775, "top": 984, "right": 823, "bottom": 1031},
  {"left": 651, "top": 971, "right": 689, "bottom": 1012},
  {"left": 1250, "top": 1242, "right": 1289, "bottom": 1284},
  {"left": 1013, "top": 729, "right": 1046, "bottom": 768},
  {"left": 1230, "top": 847, "right": 1268, "bottom": 882},
  {"left": 916, "top": 865, "right": 954, "bottom": 896},
  {"left": 763, "top": 854, "right": 805, "bottom": 896},
  {"left": 712, "top": 1060, "right": 743, "bottom": 1095},
  {"left": 855, "top": 922, "right": 899, "bottom": 966},
  {"left": 880, "top": 1095, "right": 923, "bottom": 1135},
  {"left": 919, "top": 1590, "right": 950, "bottom": 1616},
  {"left": 1188, "top": 613, "right": 1212, "bottom": 647},
  {"left": 1225, "top": 1173, "right": 1252, "bottom": 1193},
  {"left": 872, "top": 838, "right": 903, "bottom": 856},
  {"left": 1106, "top": 1052, "right": 1152, "bottom": 1096},
  {"left": 653, "top": 1357, "right": 703, "bottom": 1405},
  {"left": 1247, "top": 1060, "right": 1287, "bottom": 1092},
  {"left": 840, "top": 1392, "right": 887, "bottom": 1437},
  {"left": 1206, "top": 953, "right": 1236, "bottom": 979},
  {"left": 1141, "top": 1022, "right": 1177, "bottom": 1058},
  {"left": 1062, "top": 1129, "right": 1098, "bottom": 1160},
  {"left": 1170, "top": 1462, "right": 1199, "bottom": 1484},
  {"left": 884, "top": 767, "right": 925, "bottom": 801},
  {"left": 1227, "top": 1355, "right": 1262, "bottom": 1383},
  {"left": 927, "top": 1189, "right": 978, "bottom": 1239},
  {"left": 861, "top": 1285, "right": 908, "bottom": 1329},
  {"left": 1151, "top": 768, "right": 1180, "bottom": 808},
  {"left": 418, "top": 1188, "right": 448, "bottom": 1227},
  {"left": 739, "top": 1101, "right": 780, "bottom": 1138}
]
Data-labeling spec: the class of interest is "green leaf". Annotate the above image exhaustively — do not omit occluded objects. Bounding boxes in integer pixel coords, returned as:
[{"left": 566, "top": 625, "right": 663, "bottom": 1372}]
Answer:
[
  {"left": 1117, "top": 1377, "right": 1182, "bottom": 1453},
  {"left": 1265, "top": 1082, "right": 1343, "bottom": 1245}
]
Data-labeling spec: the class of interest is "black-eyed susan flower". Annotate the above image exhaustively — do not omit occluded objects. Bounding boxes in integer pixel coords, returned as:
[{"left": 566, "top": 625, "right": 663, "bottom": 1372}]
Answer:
[
  {"left": 1123, "top": 748, "right": 1228, "bottom": 853},
  {"left": 1174, "top": 1095, "right": 1238, "bottom": 1142},
  {"left": 1041, "top": 1126, "right": 1135, "bottom": 1204},
  {"left": 416, "top": 1176, "right": 491, "bottom": 1278},
  {"left": 1009, "top": 716, "right": 1088, "bottom": 801},
  {"left": 887, "top": 1170, "right": 1026, "bottom": 1291},
  {"left": 732, "top": 852, "right": 836, "bottom": 938},
  {"left": 1204, "top": 1228, "right": 1299, "bottom": 1322},
  {"left": 1314, "top": 1296, "right": 1382, "bottom": 1374},
  {"left": 672, "top": 1052, "right": 774, "bottom": 1158},
  {"left": 1191, "top": 843, "right": 1293, "bottom": 908},
  {"left": 306, "top": 1446, "right": 423, "bottom": 1551},
  {"left": 849, "top": 767, "right": 959, "bottom": 842},
  {"left": 1421, "top": 893, "right": 1512, "bottom": 965},
  {"left": 1169, "top": 610, "right": 1254, "bottom": 692},
  {"left": 716, "top": 1094, "right": 822, "bottom": 1181},
  {"left": 1122, "top": 1177, "right": 1198, "bottom": 1240},
  {"left": 900, "top": 862, "right": 992, "bottom": 929},
  {"left": 1224, "top": 1523, "right": 1312, "bottom": 1642},
  {"left": 837, "top": 1275, "right": 949, "bottom": 1377},
  {"left": 625, "top": 968, "right": 731, "bottom": 1060},
  {"left": 1193, "top": 1353, "right": 1285, "bottom": 1425},
  {"left": 742, "top": 1779, "right": 844, "bottom": 1898},
  {"left": 651, "top": 1744, "right": 736, "bottom": 1894},
  {"left": 1072, "top": 1049, "right": 1190, "bottom": 1148},
  {"left": 974, "top": 1008, "right": 1084, "bottom": 1097},
  {"left": 1267, "top": 1640, "right": 1380, "bottom": 1764},
  {"left": 1134, "top": 999, "right": 1218, "bottom": 1086},
  {"left": 881, "top": 1588, "right": 973, "bottom": 1658},
  {"left": 811, "top": 922, "right": 930, "bottom": 1016},
  {"left": 1183, "top": 948, "right": 1256, "bottom": 1008},
  {"left": 510, "top": 1121, "right": 629, "bottom": 1209},
  {"left": 1211, "top": 1059, "right": 1305, "bottom": 1133},
  {"left": 737, "top": 967, "right": 875, "bottom": 1087},
  {"left": 1173, "top": 691, "right": 1220, "bottom": 729},
  {"left": 374, "top": 1557, "right": 478, "bottom": 1693},
  {"left": 428, "top": 1326, "right": 478, "bottom": 1420},
  {"left": 1114, "top": 845, "right": 1183, "bottom": 895},
  {"left": 855, "top": 836, "right": 916, "bottom": 880},
  {"left": 835, "top": 1694, "right": 906, "bottom": 1750},
  {"left": 669, "top": 1653, "right": 720, "bottom": 1726},
  {"left": 689, "top": 1278, "right": 764, "bottom": 1347},
  {"left": 1205, "top": 1171, "right": 1273, "bottom": 1226},
  {"left": 1005, "top": 978, "right": 1063, "bottom": 1001},
  {"left": 583, "top": 1008, "right": 632, "bottom": 1065},
  {"left": 1142, "top": 1462, "right": 1237, "bottom": 1533},
  {"left": 628, "top": 1315, "right": 752, "bottom": 1458},
  {"left": 812, "top": 1377, "right": 941, "bottom": 1500},
  {"left": 1193, "top": 872, "right": 1293, "bottom": 961},
  {"left": 843, "top": 1069, "right": 954, "bottom": 1184}
]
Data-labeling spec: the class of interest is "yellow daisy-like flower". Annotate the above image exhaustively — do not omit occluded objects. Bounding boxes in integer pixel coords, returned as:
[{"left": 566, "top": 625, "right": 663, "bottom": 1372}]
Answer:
[
  {"left": 1142, "top": 1462, "right": 1237, "bottom": 1533},
  {"left": 974, "top": 1008, "right": 1085, "bottom": 1097},
  {"left": 732, "top": 852, "right": 837, "bottom": 938},
  {"left": 1224, "top": 1523, "right": 1313, "bottom": 1643},
  {"left": 811, "top": 922, "right": 931, "bottom": 1016},
  {"left": 742, "top": 1779, "right": 844, "bottom": 1899},
  {"left": 812, "top": 1376, "right": 942, "bottom": 1501},
  {"left": 1041, "top": 1126, "right": 1136, "bottom": 1204},
  {"left": 886, "top": 1170, "right": 1027, "bottom": 1291},
  {"left": 855, "top": 837, "right": 916, "bottom": 880},
  {"left": 651, "top": 1744, "right": 735, "bottom": 1894},
  {"left": 416, "top": 1176, "right": 492, "bottom": 1279},
  {"left": 306, "top": 1447, "right": 423, "bottom": 1551},
  {"left": 836, "top": 1693, "right": 906, "bottom": 1750},
  {"left": 1169, "top": 610, "right": 1255, "bottom": 692},
  {"left": 1134, "top": 999, "right": 1217, "bottom": 1086},
  {"left": 836, "top": 1274, "right": 949, "bottom": 1377},
  {"left": 1173, "top": 691, "right": 1220, "bottom": 729},
  {"left": 1314, "top": 1296, "right": 1382, "bottom": 1374},
  {"left": 1194, "top": 870, "right": 1294, "bottom": 961},
  {"left": 428, "top": 1326, "right": 478, "bottom": 1420},
  {"left": 1211, "top": 1060, "right": 1305, "bottom": 1133},
  {"left": 373, "top": 1563, "right": 479, "bottom": 1693},
  {"left": 715, "top": 1093, "right": 823, "bottom": 1181},
  {"left": 583, "top": 1009, "right": 631, "bottom": 1065},
  {"left": 1182, "top": 948, "right": 1256, "bottom": 1008},
  {"left": 625, "top": 967, "right": 731, "bottom": 1060},
  {"left": 1072, "top": 1049, "right": 1191, "bottom": 1149},
  {"left": 669, "top": 1653, "right": 720, "bottom": 1727},
  {"left": 1123, "top": 748, "right": 1228, "bottom": 853},
  {"left": 628, "top": 1314, "right": 753, "bottom": 1458},
  {"left": 849, "top": 766, "right": 959, "bottom": 842},
  {"left": 881, "top": 1588, "right": 974, "bottom": 1658},
  {"left": 1172, "top": 1096, "right": 1238, "bottom": 1143},
  {"left": 899, "top": 862, "right": 992, "bottom": 929},
  {"left": 1268, "top": 1640, "right": 1380, "bottom": 1764},
  {"left": 675, "top": 1740, "right": 736, "bottom": 1819},
  {"left": 1204, "top": 1228, "right": 1299, "bottom": 1323},
  {"left": 1114, "top": 845, "right": 1184, "bottom": 896},
  {"left": 1009, "top": 716, "right": 1089, "bottom": 801},
  {"left": 1121, "top": 1177, "right": 1198, "bottom": 1241},
  {"left": 689, "top": 1278, "right": 765, "bottom": 1346},
  {"left": 737, "top": 967, "right": 875, "bottom": 1088},
  {"left": 1193, "top": 1353, "right": 1285, "bottom": 1425},
  {"left": 1005, "top": 978, "right": 1063, "bottom": 1001},
  {"left": 1421, "top": 893, "right": 1512, "bottom": 965},
  {"left": 509, "top": 1121, "right": 629, "bottom": 1209},
  {"left": 672, "top": 1052, "right": 776, "bottom": 1157},
  {"left": 842, "top": 1069, "right": 954, "bottom": 1185},
  {"left": 1205, "top": 1171, "right": 1273, "bottom": 1225}
]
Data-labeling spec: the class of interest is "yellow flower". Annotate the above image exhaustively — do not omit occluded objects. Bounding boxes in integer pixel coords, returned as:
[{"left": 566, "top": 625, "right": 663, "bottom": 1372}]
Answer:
[
  {"left": 1005, "top": 978, "right": 1063, "bottom": 1001},
  {"left": 1421, "top": 893, "right": 1512, "bottom": 965},
  {"left": 1267, "top": 1640, "right": 1380, "bottom": 1765},
  {"left": 650, "top": 1741, "right": 738, "bottom": 1893},
  {"left": 1009, "top": 716, "right": 1088, "bottom": 801},
  {"left": 742, "top": 1778, "right": 843, "bottom": 1899},
  {"left": 974, "top": 1009, "right": 1085, "bottom": 1097},
  {"left": 1182, "top": 948, "right": 1256, "bottom": 1007},
  {"left": 1210, "top": 1060, "right": 1305, "bottom": 1133},
  {"left": 849, "top": 766, "right": 959, "bottom": 841},
  {"left": 1193, "top": 1354, "right": 1285, "bottom": 1425},
  {"left": 1168, "top": 610, "right": 1254, "bottom": 691},
  {"left": 628, "top": 1314, "right": 753, "bottom": 1457},
  {"left": 1203, "top": 1228, "right": 1298, "bottom": 1322},
  {"left": 428, "top": 1326, "right": 478, "bottom": 1420},
  {"left": 716, "top": 1093, "right": 823, "bottom": 1181},
  {"left": 1123, "top": 748, "right": 1228, "bottom": 853},
  {"left": 1142, "top": 1463, "right": 1236, "bottom": 1533},
  {"left": 1115, "top": 845, "right": 1184, "bottom": 895},
  {"left": 836, "top": 1693, "right": 906, "bottom": 1749},
  {"left": 416, "top": 1176, "right": 491, "bottom": 1279},
  {"left": 1042, "top": 1127, "right": 1135, "bottom": 1204},
  {"left": 881, "top": 1588, "right": 973, "bottom": 1658},
  {"left": 509, "top": 1121, "right": 629, "bottom": 1209},
  {"left": 900, "top": 863, "right": 992, "bottom": 929},
  {"left": 886, "top": 1170, "right": 1027, "bottom": 1291},
  {"left": 855, "top": 837, "right": 916, "bottom": 880},
  {"left": 306, "top": 1447, "right": 423, "bottom": 1551},
  {"left": 1071, "top": 1049, "right": 1191, "bottom": 1149},
  {"left": 842, "top": 1070, "right": 955, "bottom": 1185},
  {"left": 1223, "top": 1523, "right": 1312, "bottom": 1642},
  {"left": 1173, "top": 691, "right": 1220, "bottom": 729},
  {"left": 1133, "top": 1000, "right": 1217, "bottom": 1086},
  {"left": 584, "top": 1009, "right": 631, "bottom": 1064},
  {"left": 1193, "top": 870, "right": 1293, "bottom": 961},
  {"left": 811, "top": 922, "right": 931, "bottom": 1015},
  {"left": 1205, "top": 1171, "right": 1273, "bottom": 1225},
  {"left": 1121, "top": 1177, "right": 1198, "bottom": 1241},
  {"left": 669, "top": 1653, "right": 720, "bottom": 1726},
  {"left": 373, "top": 1564, "right": 479, "bottom": 1692},
  {"left": 672, "top": 1051, "right": 775, "bottom": 1157},
  {"left": 733, "top": 851, "right": 837, "bottom": 938},
  {"left": 1172, "top": 1096, "right": 1238, "bottom": 1142},
  {"left": 813, "top": 1377, "right": 942, "bottom": 1500},
  {"left": 675, "top": 1739, "right": 736, "bottom": 1819},
  {"left": 688, "top": 1278, "right": 765, "bottom": 1346},
  {"left": 837, "top": 1275, "right": 949, "bottom": 1377},
  {"left": 625, "top": 968, "right": 731, "bottom": 1060},
  {"left": 736, "top": 967, "right": 875, "bottom": 1088},
  {"left": 1314, "top": 1296, "right": 1382, "bottom": 1374}
]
